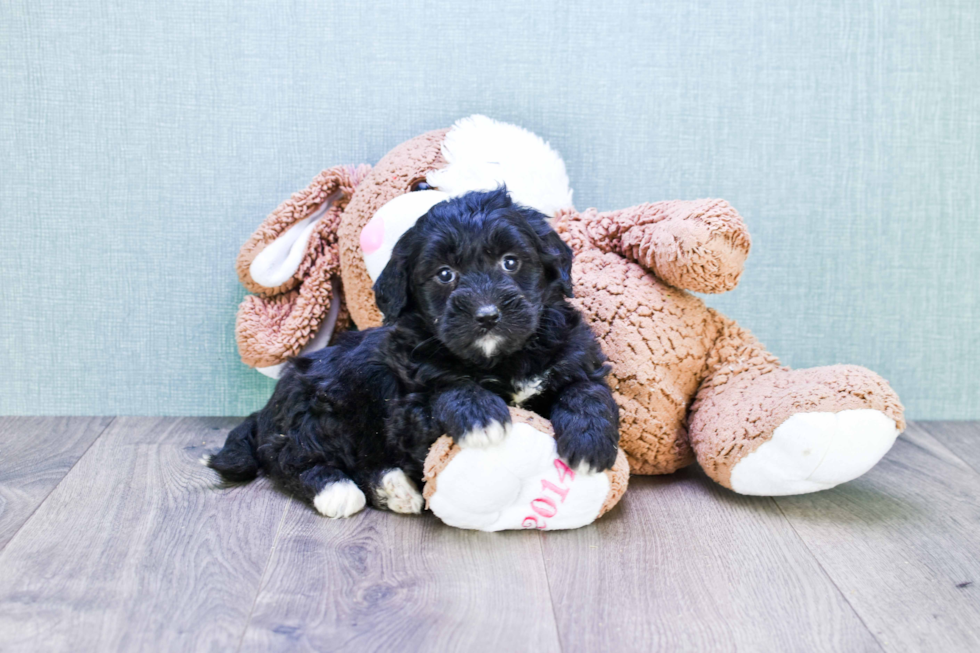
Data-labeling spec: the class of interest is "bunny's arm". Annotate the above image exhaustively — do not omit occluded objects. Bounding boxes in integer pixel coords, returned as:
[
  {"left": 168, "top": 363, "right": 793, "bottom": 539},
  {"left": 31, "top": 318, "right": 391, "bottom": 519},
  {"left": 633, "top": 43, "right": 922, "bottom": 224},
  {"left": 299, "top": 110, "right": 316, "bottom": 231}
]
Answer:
[{"left": 574, "top": 199, "right": 751, "bottom": 294}]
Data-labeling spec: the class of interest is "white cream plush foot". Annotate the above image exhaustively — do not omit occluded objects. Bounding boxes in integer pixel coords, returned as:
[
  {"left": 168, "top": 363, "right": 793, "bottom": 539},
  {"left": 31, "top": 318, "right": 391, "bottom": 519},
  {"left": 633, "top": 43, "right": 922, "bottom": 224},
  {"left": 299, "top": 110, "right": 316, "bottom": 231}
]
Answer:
[
  {"left": 729, "top": 409, "right": 900, "bottom": 496},
  {"left": 426, "top": 421, "right": 618, "bottom": 532}
]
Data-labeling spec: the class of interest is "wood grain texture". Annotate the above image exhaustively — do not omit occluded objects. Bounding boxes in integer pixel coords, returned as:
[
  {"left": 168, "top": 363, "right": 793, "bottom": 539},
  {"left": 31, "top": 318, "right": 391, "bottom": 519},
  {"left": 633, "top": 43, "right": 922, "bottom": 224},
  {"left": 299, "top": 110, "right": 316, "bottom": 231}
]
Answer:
[
  {"left": 539, "top": 469, "right": 881, "bottom": 653},
  {"left": 0, "top": 417, "right": 290, "bottom": 653},
  {"left": 774, "top": 424, "right": 980, "bottom": 653},
  {"left": 915, "top": 421, "right": 980, "bottom": 476},
  {"left": 0, "top": 416, "right": 113, "bottom": 551},
  {"left": 239, "top": 507, "right": 561, "bottom": 652},
  {"left": 1, "top": 419, "right": 979, "bottom": 652}
]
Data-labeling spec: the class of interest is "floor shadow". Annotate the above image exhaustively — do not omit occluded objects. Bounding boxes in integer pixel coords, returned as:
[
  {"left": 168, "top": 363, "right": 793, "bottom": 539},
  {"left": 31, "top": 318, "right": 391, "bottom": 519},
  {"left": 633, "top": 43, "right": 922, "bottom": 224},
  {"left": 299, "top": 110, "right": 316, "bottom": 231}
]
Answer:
[{"left": 628, "top": 464, "right": 924, "bottom": 528}]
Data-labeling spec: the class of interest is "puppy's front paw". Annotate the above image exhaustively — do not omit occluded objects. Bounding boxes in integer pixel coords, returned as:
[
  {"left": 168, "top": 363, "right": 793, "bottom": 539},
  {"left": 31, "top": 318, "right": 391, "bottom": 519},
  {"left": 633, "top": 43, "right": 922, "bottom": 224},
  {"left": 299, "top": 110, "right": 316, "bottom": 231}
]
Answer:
[
  {"left": 313, "top": 480, "right": 366, "bottom": 518},
  {"left": 438, "top": 390, "right": 512, "bottom": 449},
  {"left": 376, "top": 469, "right": 424, "bottom": 514},
  {"left": 458, "top": 420, "right": 512, "bottom": 448},
  {"left": 556, "top": 430, "right": 619, "bottom": 474}
]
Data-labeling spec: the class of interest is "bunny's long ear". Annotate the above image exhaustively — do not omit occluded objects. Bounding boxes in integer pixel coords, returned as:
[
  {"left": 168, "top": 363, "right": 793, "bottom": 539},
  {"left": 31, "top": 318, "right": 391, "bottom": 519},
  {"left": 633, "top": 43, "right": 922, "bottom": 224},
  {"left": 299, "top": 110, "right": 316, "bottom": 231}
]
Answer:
[
  {"left": 237, "top": 164, "right": 371, "bottom": 296},
  {"left": 234, "top": 165, "right": 371, "bottom": 375}
]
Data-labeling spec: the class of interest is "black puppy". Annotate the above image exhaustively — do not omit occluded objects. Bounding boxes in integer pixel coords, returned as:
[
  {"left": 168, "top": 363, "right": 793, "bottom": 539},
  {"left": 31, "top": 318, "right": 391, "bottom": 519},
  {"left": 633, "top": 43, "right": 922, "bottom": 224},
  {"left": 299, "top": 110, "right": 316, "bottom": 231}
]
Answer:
[
  {"left": 377, "top": 187, "right": 620, "bottom": 470},
  {"left": 207, "top": 188, "right": 619, "bottom": 518}
]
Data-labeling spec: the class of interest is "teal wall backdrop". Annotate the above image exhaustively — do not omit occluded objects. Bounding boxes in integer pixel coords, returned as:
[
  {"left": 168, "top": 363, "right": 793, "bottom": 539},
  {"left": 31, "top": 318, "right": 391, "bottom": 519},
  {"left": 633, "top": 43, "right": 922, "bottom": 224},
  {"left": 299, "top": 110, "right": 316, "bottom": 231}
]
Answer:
[{"left": 1, "top": 1, "right": 978, "bottom": 417}]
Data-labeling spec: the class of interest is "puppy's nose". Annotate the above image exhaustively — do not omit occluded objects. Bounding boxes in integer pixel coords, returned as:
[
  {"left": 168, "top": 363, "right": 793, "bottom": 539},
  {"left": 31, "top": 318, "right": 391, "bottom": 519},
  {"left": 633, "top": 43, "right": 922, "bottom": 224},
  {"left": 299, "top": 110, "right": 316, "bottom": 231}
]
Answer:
[{"left": 475, "top": 305, "right": 500, "bottom": 328}]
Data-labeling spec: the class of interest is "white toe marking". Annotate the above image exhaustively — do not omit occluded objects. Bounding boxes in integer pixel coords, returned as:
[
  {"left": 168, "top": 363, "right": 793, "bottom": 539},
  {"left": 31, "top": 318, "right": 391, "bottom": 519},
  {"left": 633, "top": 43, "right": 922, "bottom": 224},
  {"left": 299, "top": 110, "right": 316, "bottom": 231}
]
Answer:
[
  {"left": 313, "top": 480, "right": 367, "bottom": 518},
  {"left": 511, "top": 375, "right": 547, "bottom": 406},
  {"left": 474, "top": 335, "right": 503, "bottom": 357},
  {"left": 573, "top": 459, "right": 600, "bottom": 476},
  {"left": 730, "top": 409, "right": 899, "bottom": 496},
  {"left": 376, "top": 469, "right": 423, "bottom": 514},
  {"left": 459, "top": 420, "right": 511, "bottom": 448},
  {"left": 198, "top": 454, "right": 212, "bottom": 466}
]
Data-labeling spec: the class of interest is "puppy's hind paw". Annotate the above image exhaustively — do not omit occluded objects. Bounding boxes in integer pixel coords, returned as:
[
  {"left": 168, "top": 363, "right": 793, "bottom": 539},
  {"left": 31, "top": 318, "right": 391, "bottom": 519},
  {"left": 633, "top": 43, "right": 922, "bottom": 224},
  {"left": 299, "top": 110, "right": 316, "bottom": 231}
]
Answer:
[
  {"left": 376, "top": 469, "right": 424, "bottom": 514},
  {"left": 458, "top": 420, "right": 511, "bottom": 448},
  {"left": 313, "top": 480, "right": 366, "bottom": 518}
]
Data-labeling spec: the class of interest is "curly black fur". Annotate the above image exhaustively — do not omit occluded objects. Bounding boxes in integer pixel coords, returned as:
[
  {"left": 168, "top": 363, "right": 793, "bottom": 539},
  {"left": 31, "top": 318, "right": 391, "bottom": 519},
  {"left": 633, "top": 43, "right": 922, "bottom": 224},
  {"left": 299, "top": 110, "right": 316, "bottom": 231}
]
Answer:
[{"left": 208, "top": 188, "right": 619, "bottom": 514}]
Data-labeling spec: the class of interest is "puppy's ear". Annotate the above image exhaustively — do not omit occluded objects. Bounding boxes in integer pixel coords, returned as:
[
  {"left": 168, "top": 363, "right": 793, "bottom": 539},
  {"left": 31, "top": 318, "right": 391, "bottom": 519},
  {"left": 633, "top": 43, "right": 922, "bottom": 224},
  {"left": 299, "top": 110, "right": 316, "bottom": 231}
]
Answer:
[
  {"left": 520, "top": 207, "right": 574, "bottom": 298},
  {"left": 373, "top": 227, "right": 416, "bottom": 324},
  {"left": 290, "top": 355, "right": 315, "bottom": 374},
  {"left": 540, "top": 230, "right": 574, "bottom": 298}
]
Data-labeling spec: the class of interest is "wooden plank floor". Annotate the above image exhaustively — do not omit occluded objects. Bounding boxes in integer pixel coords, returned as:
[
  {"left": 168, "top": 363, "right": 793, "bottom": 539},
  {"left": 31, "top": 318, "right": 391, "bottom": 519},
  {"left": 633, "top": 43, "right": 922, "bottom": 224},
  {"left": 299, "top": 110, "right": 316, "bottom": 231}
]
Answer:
[{"left": 0, "top": 418, "right": 977, "bottom": 652}]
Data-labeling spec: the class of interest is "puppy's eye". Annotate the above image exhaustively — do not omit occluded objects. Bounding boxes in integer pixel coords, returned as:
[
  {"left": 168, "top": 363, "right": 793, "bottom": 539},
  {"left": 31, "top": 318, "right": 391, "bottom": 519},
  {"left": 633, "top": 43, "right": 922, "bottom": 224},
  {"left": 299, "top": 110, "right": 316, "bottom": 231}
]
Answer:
[
  {"left": 501, "top": 255, "right": 521, "bottom": 273},
  {"left": 410, "top": 179, "right": 433, "bottom": 192},
  {"left": 435, "top": 267, "right": 456, "bottom": 284}
]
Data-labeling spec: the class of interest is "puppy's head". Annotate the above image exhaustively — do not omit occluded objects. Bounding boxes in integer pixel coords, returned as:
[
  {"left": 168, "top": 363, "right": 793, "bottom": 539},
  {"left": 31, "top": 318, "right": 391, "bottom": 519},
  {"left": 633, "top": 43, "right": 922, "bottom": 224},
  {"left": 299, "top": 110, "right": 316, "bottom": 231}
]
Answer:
[{"left": 374, "top": 188, "right": 573, "bottom": 364}]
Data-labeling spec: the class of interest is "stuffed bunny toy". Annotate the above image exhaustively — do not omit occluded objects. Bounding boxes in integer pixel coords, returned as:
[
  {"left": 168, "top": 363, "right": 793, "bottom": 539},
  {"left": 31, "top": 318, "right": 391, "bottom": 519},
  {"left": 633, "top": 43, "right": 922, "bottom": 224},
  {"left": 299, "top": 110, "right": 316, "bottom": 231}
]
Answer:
[{"left": 234, "top": 115, "right": 904, "bottom": 529}]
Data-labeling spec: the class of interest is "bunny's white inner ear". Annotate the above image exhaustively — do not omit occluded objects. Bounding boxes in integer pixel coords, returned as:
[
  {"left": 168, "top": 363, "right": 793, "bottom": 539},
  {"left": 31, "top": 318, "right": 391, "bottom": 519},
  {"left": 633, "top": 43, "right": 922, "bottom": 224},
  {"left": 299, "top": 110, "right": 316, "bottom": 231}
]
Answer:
[
  {"left": 249, "top": 197, "right": 335, "bottom": 289},
  {"left": 426, "top": 115, "right": 574, "bottom": 217}
]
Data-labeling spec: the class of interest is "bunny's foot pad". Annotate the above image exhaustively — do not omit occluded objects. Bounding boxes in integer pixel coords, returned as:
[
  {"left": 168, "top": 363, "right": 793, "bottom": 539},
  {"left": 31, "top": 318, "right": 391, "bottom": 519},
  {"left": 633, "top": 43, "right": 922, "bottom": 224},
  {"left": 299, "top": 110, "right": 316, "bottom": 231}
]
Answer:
[
  {"left": 729, "top": 409, "right": 899, "bottom": 496},
  {"left": 423, "top": 407, "right": 629, "bottom": 532}
]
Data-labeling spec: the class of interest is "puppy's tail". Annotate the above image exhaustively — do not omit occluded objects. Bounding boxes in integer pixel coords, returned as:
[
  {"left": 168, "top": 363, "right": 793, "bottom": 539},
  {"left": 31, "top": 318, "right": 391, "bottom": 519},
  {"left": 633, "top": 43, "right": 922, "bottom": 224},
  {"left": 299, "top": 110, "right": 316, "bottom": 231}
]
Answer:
[{"left": 206, "top": 413, "right": 260, "bottom": 483}]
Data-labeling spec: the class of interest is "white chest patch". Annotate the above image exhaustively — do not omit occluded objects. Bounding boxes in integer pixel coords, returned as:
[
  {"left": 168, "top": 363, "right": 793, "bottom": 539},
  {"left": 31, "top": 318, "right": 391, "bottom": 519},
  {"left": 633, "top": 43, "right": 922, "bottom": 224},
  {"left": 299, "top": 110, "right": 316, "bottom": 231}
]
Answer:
[
  {"left": 511, "top": 376, "right": 548, "bottom": 406},
  {"left": 475, "top": 334, "right": 503, "bottom": 358}
]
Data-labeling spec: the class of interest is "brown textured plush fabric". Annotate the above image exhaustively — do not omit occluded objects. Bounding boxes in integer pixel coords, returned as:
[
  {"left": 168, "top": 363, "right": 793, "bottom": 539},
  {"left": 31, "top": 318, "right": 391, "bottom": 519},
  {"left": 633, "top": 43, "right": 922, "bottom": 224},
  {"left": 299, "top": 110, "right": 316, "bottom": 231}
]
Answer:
[
  {"left": 573, "top": 199, "right": 751, "bottom": 294},
  {"left": 421, "top": 407, "right": 630, "bottom": 519},
  {"left": 599, "top": 447, "right": 630, "bottom": 518},
  {"left": 240, "top": 122, "right": 905, "bottom": 497},
  {"left": 551, "top": 205, "right": 904, "bottom": 483},
  {"left": 552, "top": 205, "right": 749, "bottom": 474},
  {"left": 235, "top": 165, "right": 368, "bottom": 367},
  {"left": 237, "top": 165, "right": 370, "bottom": 295},
  {"left": 559, "top": 246, "right": 708, "bottom": 474},
  {"left": 688, "top": 312, "right": 905, "bottom": 488},
  {"left": 421, "top": 434, "right": 458, "bottom": 505},
  {"left": 338, "top": 129, "right": 449, "bottom": 329}
]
